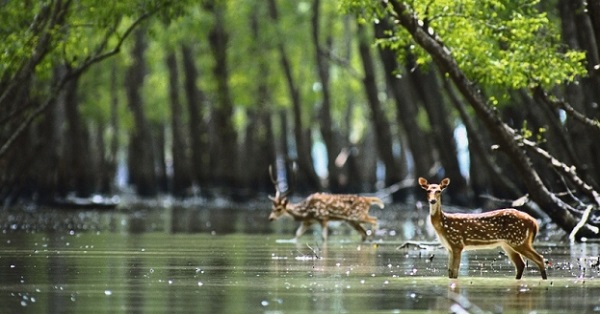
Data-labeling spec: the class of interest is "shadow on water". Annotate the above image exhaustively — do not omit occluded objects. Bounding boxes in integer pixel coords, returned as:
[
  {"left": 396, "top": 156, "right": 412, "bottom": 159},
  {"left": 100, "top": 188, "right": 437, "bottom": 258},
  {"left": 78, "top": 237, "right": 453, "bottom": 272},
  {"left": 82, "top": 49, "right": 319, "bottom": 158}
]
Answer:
[{"left": 0, "top": 201, "right": 599, "bottom": 312}]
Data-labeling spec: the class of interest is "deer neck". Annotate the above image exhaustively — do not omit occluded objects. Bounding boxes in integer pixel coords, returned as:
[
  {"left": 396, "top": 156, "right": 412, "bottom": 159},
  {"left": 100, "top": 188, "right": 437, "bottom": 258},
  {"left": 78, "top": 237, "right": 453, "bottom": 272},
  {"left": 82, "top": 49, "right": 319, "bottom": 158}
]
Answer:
[
  {"left": 428, "top": 200, "right": 446, "bottom": 227},
  {"left": 285, "top": 202, "right": 309, "bottom": 219}
]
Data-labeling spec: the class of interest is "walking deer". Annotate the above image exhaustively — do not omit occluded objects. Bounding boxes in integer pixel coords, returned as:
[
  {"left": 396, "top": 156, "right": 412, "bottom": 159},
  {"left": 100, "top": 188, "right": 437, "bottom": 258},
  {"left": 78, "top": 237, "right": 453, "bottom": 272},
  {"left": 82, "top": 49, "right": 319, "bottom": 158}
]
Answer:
[
  {"left": 268, "top": 166, "right": 383, "bottom": 241},
  {"left": 418, "top": 177, "right": 547, "bottom": 279}
]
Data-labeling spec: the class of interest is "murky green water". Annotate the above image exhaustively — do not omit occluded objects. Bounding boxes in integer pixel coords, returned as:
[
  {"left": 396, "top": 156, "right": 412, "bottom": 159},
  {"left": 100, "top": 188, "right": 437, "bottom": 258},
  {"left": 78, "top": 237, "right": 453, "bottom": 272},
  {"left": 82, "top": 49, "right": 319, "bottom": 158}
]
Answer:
[{"left": 0, "top": 204, "right": 599, "bottom": 313}]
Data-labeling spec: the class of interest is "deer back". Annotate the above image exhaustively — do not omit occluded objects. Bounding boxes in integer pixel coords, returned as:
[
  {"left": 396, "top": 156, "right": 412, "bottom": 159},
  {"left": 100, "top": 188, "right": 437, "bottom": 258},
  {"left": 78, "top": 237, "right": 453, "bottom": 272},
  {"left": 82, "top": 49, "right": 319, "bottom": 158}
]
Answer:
[
  {"left": 293, "top": 193, "right": 382, "bottom": 222},
  {"left": 440, "top": 208, "right": 538, "bottom": 247}
]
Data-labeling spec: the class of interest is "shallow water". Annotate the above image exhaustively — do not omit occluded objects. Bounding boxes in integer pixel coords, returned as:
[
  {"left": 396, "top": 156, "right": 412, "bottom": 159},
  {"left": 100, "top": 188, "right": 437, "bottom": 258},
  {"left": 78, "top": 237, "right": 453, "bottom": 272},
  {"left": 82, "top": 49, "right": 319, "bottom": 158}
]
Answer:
[{"left": 0, "top": 204, "right": 599, "bottom": 313}]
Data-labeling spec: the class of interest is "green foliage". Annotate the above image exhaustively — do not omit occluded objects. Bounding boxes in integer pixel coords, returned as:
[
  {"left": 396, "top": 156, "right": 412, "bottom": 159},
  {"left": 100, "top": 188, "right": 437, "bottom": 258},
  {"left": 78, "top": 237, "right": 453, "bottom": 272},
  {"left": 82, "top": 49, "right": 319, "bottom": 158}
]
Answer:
[
  {"left": 340, "top": 0, "right": 587, "bottom": 93},
  {"left": 519, "top": 120, "right": 547, "bottom": 144}
]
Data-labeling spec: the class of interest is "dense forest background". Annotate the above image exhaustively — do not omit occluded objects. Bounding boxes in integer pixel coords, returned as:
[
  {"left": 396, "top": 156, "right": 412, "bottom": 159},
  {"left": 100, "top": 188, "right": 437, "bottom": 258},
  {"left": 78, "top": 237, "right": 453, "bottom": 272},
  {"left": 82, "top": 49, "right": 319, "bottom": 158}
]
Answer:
[{"left": 2, "top": 0, "right": 600, "bottom": 238}]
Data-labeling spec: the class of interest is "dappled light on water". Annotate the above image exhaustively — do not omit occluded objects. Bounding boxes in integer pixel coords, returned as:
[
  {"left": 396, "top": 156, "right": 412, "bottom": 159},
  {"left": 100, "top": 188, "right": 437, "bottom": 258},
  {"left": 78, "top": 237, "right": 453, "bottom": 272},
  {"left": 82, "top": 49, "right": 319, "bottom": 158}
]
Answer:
[{"left": 0, "top": 204, "right": 598, "bottom": 312}]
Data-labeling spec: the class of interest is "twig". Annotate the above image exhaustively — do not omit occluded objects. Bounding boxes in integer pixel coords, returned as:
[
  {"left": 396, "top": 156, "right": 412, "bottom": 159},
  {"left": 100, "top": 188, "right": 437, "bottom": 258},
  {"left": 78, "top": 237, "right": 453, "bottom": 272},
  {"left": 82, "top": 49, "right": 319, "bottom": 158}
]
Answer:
[
  {"left": 533, "top": 86, "right": 600, "bottom": 133},
  {"left": 521, "top": 137, "right": 600, "bottom": 210},
  {"left": 570, "top": 205, "right": 594, "bottom": 243}
]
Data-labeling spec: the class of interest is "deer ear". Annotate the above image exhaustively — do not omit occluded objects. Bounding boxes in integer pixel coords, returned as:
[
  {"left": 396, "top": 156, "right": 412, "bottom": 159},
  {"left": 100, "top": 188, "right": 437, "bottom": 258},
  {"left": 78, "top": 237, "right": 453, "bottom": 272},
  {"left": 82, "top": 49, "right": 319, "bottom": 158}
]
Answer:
[
  {"left": 268, "top": 195, "right": 276, "bottom": 201},
  {"left": 440, "top": 178, "right": 450, "bottom": 189},
  {"left": 418, "top": 177, "right": 428, "bottom": 189}
]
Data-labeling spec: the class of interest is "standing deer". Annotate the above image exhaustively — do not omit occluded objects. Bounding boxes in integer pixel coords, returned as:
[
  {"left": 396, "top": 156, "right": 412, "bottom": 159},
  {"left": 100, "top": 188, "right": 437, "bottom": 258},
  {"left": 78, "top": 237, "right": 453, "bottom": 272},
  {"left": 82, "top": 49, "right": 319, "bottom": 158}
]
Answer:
[
  {"left": 418, "top": 177, "right": 547, "bottom": 279},
  {"left": 268, "top": 166, "right": 383, "bottom": 241}
]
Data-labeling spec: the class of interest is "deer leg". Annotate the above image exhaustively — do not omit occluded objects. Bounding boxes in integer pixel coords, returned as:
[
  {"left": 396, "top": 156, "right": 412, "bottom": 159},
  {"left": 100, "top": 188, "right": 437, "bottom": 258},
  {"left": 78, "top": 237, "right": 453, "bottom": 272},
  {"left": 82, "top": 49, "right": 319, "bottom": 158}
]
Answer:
[
  {"left": 518, "top": 245, "right": 547, "bottom": 280},
  {"left": 502, "top": 244, "right": 525, "bottom": 279},
  {"left": 295, "top": 221, "right": 312, "bottom": 239},
  {"left": 320, "top": 219, "right": 329, "bottom": 241},
  {"left": 448, "top": 248, "right": 462, "bottom": 279},
  {"left": 348, "top": 221, "right": 368, "bottom": 241}
]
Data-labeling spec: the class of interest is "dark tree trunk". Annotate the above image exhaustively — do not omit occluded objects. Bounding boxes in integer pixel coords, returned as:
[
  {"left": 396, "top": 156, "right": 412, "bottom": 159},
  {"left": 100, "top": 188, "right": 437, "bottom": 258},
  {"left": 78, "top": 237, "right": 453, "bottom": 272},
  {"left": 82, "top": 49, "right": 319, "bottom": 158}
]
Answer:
[
  {"left": 407, "top": 63, "right": 469, "bottom": 204},
  {"left": 125, "top": 29, "right": 157, "bottom": 197},
  {"left": 311, "top": 0, "right": 340, "bottom": 192},
  {"left": 205, "top": 0, "right": 239, "bottom": 192},
  {"left": 62, "top": 68, "right": 94, "bottom": 197},
  {"left": 248, "top": 4, "right": 277, "bottom": 195},
  {"left": 267, "top": 0, "right": 321, "bottom": 191},
  {"left": 154, "top": 122, "right": 168, "bottom": 192},
  {"left": 357, "top": 23, "right": 402, "bottom": 188},
  {"left": 374, "top": 21, "right": 434, "bottom": 181},
  {"left": 181, "top": 44, "right": 210, "bottom": 193},
  {"left": 166, "top": 51, "right": 192, "bottom": 197},
  {"left": 103, "top": 62, "right": 120, "bottom": 194}
]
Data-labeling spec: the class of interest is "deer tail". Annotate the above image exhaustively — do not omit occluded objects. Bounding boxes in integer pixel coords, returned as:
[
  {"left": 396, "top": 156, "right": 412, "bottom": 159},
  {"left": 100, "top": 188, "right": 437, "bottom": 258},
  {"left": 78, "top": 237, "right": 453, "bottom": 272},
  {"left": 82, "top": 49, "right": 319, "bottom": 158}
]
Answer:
[{"left": 369, "top": 197, "right": 384, "bottom": 209}]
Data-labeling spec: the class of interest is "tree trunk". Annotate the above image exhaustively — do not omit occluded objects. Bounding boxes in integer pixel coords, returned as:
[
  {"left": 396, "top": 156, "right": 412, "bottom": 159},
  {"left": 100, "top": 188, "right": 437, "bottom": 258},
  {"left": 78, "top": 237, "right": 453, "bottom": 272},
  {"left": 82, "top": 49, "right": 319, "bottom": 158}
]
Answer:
[
  {"left": 62, "top": 68, "right": 94, "bottom": 197},
  {"left": 166, "top": 51, "right": 192, "bottom": 197},
  {"left": 389, "top": 0, "right": 598, "bottom": 237},
  {"left": 357, "top": 23, "right": 402, "bottom": 188},
  {"left": 154, "top": 122, "right": 168, "bottom": 192},
  {"left": 311, "top": 0, "right": 340, "bottom": 191},
  {"left": 205, "top": 0, "right": 238, "bottom": 192},
  {"left": 125, "top": 29, "right": 157, "bottom": 197},
  {"left": 248, "top": 4, "right": 277, "bottom": 195},
  {"left": 374, "top": 21, "right": 434, "bottom": 181},
  {"left": 102, "top": 62, "right": 120, "bottom": 194},
  {"left": 407, "top": 60, "right": 469, "bottom": 205},
  {"left": 267, "top": 0, "right": 321, "bottom": 191},
  {"left": 181, "top": 44, "right": 210, "bottom": 193},
  {"left": 560, "top": 0, "right": 600, "bottom": 185}
]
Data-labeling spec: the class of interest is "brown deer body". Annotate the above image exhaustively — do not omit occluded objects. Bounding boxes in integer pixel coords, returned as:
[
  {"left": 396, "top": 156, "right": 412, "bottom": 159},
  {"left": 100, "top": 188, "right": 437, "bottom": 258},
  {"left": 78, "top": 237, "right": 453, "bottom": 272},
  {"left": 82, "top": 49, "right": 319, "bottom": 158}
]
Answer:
[
  {"left": 268, "top": 167, "right": 383, "bottom": 241},
  {"left": 419, "top": 177, "right": 547, "bottom": 279}
]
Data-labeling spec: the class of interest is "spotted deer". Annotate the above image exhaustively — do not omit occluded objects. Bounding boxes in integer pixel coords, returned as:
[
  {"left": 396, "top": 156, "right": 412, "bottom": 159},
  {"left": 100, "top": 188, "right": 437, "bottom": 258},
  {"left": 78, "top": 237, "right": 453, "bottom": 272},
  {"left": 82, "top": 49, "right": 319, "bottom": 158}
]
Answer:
[
  {"left": 418, "top": 177, "right": 547, "bottom": 279},
  {"left": 268, "top": 167, "right": 383, "bottom": 241}
]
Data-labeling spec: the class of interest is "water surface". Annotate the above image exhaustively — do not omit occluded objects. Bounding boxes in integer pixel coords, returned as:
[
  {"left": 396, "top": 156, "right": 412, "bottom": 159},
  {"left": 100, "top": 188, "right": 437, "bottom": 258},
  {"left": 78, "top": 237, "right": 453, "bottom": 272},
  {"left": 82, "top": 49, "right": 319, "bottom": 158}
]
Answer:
[{"left": 0, "top": 204, "right": 599, "bottom": 313}]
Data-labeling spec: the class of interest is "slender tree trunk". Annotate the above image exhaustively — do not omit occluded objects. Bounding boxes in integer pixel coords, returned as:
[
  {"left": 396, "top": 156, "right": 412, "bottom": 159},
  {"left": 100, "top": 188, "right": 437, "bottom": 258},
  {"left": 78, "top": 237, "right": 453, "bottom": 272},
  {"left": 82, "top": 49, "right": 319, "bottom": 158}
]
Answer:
[
  {"left": 408, "top": 62, "right": 469, "bottom": 204},
  {"left": 205, "top": 0, "right": 238, "bottom": 192},
  {"left": 62, "top": 68, "right": 94, "bottom": 197},
  {"left": 166, "top": 51, "right": 192, "bottom": 197},
  {"left": 125, "top": 29, "right": 157, "bottom": 197},
  {"left": 357, "top": 23, "right": 402, "bottom": 188},
  {"left": 102, "top": 62, "right": 120, "bottom": 194},
  {"left": 181, "top": 44, "right": 210, "bottom": 193},
  {"left": 374, "top": 22, "right": 434, "bottom": 181},
  {"left": 249, "top": 4, "right": 277, "bottom": 194},
  {"left": 311, "top": 0, "right": 340, "bottom": 191},
  {"left": 267, "top": 0, "right": 321, "bottom": 191},
  {"left": 154, "top": 122, "right": 168, "bottom": 192}
]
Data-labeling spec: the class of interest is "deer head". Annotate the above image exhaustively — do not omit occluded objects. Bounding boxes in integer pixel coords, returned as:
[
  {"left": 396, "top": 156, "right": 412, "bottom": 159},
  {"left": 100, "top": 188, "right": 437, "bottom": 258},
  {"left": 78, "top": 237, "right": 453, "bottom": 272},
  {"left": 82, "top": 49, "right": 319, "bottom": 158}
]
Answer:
[
  {"left": 418, "top": 177, "right": 450, "bottom": 205},
  {"left": 268, "top": 165, "right": 292, "bottom": 221}
]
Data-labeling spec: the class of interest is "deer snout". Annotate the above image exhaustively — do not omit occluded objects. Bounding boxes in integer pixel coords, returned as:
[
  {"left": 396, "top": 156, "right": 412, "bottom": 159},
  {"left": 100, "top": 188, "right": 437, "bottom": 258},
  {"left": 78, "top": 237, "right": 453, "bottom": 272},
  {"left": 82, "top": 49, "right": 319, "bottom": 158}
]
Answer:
[
  {"left": 428, "top": 199, "right": 437, "bottom": 205},
  {"left": 268, "top": 212, "right": 277, "bottom": 221}
]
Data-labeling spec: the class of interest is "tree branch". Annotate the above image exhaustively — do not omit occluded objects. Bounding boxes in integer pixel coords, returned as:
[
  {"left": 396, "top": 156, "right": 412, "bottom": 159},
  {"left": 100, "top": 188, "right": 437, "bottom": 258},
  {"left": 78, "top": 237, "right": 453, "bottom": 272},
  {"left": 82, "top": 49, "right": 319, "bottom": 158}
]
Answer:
[
  {"left": 0, "top": 5, "right": 166, "bottom": 158},
  {"left": 532, "top": 86, "right": 600, "bottom": 133}
]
